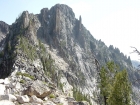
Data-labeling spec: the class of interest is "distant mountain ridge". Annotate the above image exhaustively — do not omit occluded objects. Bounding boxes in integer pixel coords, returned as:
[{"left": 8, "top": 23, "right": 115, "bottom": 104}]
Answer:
[{"left": 132, "top": 60, "right": 140, "bottom": 68}]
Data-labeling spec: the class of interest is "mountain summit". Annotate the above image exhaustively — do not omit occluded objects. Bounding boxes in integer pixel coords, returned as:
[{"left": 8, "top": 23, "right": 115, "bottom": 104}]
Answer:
[{"left": 0, "top": 4, "right": 139, "bottom": 105}]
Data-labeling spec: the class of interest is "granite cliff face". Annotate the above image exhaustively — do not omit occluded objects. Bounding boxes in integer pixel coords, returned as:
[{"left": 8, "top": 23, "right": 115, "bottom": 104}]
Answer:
[
  {"left": 0, "top": 21, "right": 9, "bottom": 50},
  {"left": 0, "top": 21, "right": 9, "bottom": 38},
  {"left": 0, "top": 4, "right": 139, "bottom": 105},
  {"left": 0, "top": 4, "right": 100, "bottom": 105}
]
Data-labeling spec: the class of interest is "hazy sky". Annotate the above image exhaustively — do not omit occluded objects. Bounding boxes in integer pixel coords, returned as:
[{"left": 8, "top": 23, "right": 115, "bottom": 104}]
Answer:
[{"left": 0, "top": 0, "right": 140, "bottom": 60}]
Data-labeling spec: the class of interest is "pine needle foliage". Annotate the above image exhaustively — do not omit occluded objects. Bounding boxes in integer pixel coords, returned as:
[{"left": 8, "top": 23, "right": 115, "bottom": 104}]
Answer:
[{"left": 100, "top": 61, "right": 132, "bottom": 105}]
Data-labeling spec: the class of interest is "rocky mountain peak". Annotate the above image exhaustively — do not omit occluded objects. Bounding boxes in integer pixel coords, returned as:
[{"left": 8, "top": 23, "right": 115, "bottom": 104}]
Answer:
[
  {"left": 0, "top": 3, "right": 139, "bottom": 105},
  {"left": 0, "top": 21, "right": 9, "bottom": 34},
  {"left": 0, "top": 21, "right": 9, "bottom": 53},
  {"left": 0, "top": 21, "right": 9, "bottom": 43},
  {"left": 51, "top": 4, "right": 75, "bottom": 17}
]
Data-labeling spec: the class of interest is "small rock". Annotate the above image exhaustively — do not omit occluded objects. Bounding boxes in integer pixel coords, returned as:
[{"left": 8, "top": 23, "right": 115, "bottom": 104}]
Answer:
[
  {"left": 0, "top": 84, "right": 5, "bottom": 95},
  {"left": 0, "top": 79, "right": 4, "bottom": 84},
  {"left": 17, "top": 95, "right": 30, "bottom": 104},
  {"left": 15, "top": 82, "right": 21, "bottom": 90},
  {"left": 4, "top": 78, "right": 10, "bottom": 85},
  {"left": 23, "top": 76, "right": 31, "bottom": 81},
  {"left": 30, "top": 95, "right": 43, "bottom": 104},
  {"left": 43, "top": 101, "right": 56, "bottom": 105},
  {"left": 0, "top": 94, "right": 17, "bottom": 102},
  {"left": 9, "top": 83, "right": 16, "bottom": 88},
  {"left": 68, "top": 101, "right": 79, "bottom": 105},
  {"left": 66, "top": 97, "right": 75, "bottom": 102},
  {"left": 52, "top": 97, "right": 60, "bottom": 104},
  {"left": 43, "top": 97, "right": 48, "bottom": 101},
  {"left": 30, "top": 103, "right": 41, "bottom": 105},
  {"left": 0, "top": 100, "right": 15, "bottom": 105}
]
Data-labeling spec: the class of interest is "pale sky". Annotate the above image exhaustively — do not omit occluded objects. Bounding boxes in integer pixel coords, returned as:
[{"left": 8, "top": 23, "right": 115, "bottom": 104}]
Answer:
[{"left": 0, "top": 0, "right": 140, "bottom": 60}]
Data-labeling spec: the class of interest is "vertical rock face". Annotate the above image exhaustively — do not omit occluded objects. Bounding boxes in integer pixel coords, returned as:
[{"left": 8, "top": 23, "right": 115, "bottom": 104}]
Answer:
[
  {"left": 0, "top": 21, "right": 9, "bottom": 36},
  {"left": 0, "top": 21, "right": 9, "bottom": 48},
  {"left": 37, "top": 3, "right": 100, "bottom": 98}
]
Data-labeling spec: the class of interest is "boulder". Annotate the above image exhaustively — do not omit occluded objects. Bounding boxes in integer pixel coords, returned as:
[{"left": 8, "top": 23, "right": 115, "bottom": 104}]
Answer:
[
  {"left": 24, "top": 80, "right": 52, "bottom": 98},
  {"left": 0, "top": 94, "right": 17, "bottom": 102},
  {"left": 0, "top": 84, "right": 5, "bottom": 95},
  {"left": 4, "top": 78, "right": 10, "bottom": 85},
  {"left": 30, "top": 95, "right": 43, "bottom": 104},
  {"left": 17, "top": 95, "right": 30, "bottom": 104},
  {"left": 0, "top": 100, "right": 15, "bottom": 105}
]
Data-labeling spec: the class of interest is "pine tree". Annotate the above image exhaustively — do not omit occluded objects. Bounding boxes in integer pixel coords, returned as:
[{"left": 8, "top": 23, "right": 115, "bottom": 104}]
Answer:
[
  {"left": 107, "top": 70, "right": 131, "bottom": 105},
  {"left": 100, "top": 62, "right": 132, "bottom": 105},
  {"left": 100, "top": 62, "right": 118, "bottom": 105}
]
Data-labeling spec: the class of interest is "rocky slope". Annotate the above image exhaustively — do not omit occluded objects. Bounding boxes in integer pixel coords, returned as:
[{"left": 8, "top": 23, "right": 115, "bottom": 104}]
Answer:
[{"left": 0, "top": 3, "right": 139, "bottom": 105}]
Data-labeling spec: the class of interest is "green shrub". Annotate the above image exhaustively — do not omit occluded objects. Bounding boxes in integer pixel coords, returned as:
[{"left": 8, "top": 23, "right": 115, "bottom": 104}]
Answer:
[
  {"left": 20, "top": 80, "right": 25, "bottom": 84},
  {"left": 16, "top": 36, "right": 37, "bottom": 61},
  {"left": 49, "top": 94, "right": 55, "bottom": 98},
  {"left": 0, "top": 51, "right": 4, "bottom": 58},
  {"left": 16, "top": 72, "right": 23, "bottom": 76},
  {"left": 73, "top": 87, "right": 92, "bottom": 105},
  {"left": 40, "top": 53, "right": 55, "bottom": 79},
  {"left": 16, "top": 72, "right": 35, "bottom": 80},
  {"left": 59, "top": 83, "right": 64, "bottom": 92},
  {"left": 57, "top": 103, "right": 63, "bottom": 105}
]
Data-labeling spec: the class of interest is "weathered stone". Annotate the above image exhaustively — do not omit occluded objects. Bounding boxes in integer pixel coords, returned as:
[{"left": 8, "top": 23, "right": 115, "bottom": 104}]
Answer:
[
  {"left": 30, "top": 95, "right": 43, "bottom": 104},
  {"left": 15, "top": 82, "right": 21, "bottom": 90},
  {"left": 0, "top": 84, "right": 5, "bottom": 95},
  {"left": 0, "top": 100, "right": 15, "bottom": 105},
  {"left": 43, "top": 96, "right": 48, "bottom": 101},
  {"left": 43, "top": 101, "right": 56, "bottom": 105},
  {"left": 23, "top": 76, "right": 32, "bottom": 81},
  {"left": 0, "top": 94, "right": 17, "bottom": 102},
  {"left": 0, "top": 79, "right": 4, "bottom": 84},
  {"left": 52, "top": 97, "right": 60, "bottom": 104},
  {"left": 66, "top": 97, "right": 75, "bottom": 102},
  {"left": 4, "top": 78, "right": 10, "bottom": 85},
  {"left": 30, "top": 103, "right": 41, "bottom": 105},
  {"left": 17, "top": 95, "right": 30, "bottom": 104},
  {"left": 24, "top": 80, "right": 52, "bottom": 98},
  {"left": 68, "top": 101, "right": 79, "bottom": 105},
  {"left": 79, "top": 101, "right": 89, "bottom": 105}
]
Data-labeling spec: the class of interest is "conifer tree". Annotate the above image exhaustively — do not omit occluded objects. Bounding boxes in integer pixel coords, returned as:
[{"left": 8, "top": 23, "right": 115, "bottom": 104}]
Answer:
[
  {"left": 100, "top": 62, "right": 132, "bottom": 105},
  {"left": 107, "top": 70, "right": 131, "bottom": 105},
  {"left": 100, "top": 62, "right": 118, "bottom": 105}
]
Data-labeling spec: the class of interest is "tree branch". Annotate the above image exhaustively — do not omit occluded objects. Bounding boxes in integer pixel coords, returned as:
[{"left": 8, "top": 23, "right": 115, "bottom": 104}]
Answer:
[{"left": 130, "top": 46, "right": 140, "bottom": 55}]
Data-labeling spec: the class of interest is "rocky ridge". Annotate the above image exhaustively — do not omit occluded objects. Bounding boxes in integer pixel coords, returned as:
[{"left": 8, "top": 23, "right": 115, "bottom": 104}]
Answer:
[
  {"left": 0, "top": 3, "right": 139, "bottom": 105},
  {"left": 0, "top": 4, "right": 99, "bottom": 105}
]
